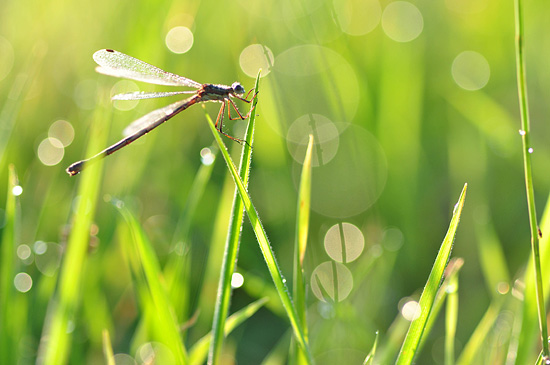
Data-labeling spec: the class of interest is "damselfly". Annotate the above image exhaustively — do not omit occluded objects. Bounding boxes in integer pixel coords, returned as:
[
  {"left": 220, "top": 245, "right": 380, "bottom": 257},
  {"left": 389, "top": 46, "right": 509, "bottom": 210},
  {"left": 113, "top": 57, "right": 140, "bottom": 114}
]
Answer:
[{"left": 66, "top": 49, "right": 255, "bottom": 176}]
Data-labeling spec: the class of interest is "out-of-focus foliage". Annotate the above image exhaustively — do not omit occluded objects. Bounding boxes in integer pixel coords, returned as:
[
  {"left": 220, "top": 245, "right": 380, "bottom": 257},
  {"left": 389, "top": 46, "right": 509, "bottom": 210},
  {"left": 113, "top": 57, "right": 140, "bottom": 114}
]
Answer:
[{"left": 0, "top": 0, "right": 549, "bottom": 363}]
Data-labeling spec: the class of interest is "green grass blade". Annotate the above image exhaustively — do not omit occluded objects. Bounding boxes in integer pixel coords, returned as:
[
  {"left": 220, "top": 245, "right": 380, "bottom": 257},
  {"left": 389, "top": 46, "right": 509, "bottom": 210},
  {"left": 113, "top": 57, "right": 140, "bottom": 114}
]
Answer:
[
  {"left": 395, "top": 183, "right": 467, "bottom": 365},
  {"left": 113, "top": 200, "right": 188, "bottom": 364},
  {"left": 514, "top": 192, "right": 550, "bottom": 363},
  {"left": 102, "top": 329, "right": 115, "bottom": 365},
  {"left": 445, "top": 263, "right": 459, "bottom": 365},
  {"left": 474, "top": 218, "right": 510, "bottom": 297},
  {"left": 0, "top": 165, "right": 21, "bottom": 365},
  {"left": 38, "top": 102, "right": 109, "bottom": 365},
  {"left": 171, "top": 145, "right": 219, "bottom": 250},
  {"left": 0, "top": 44, "right": 45, "bottom": 168},
  {"left": 190, "top": 297, "right": 268, "bottom": 364},
  {"left": 164, "top": 145, "right": 218, "bottom": 323},
  {"left": 514, "top": 0, "right": 549, "bottom": 359},
  {"left": 377, "top": 309, "right": 411, "bottom": 364},
  {"left": 417, "top": 258, "right": 464, "bottom": 356},
  {"left": 208, "top": 71, "right": 260, "bottom": 365},
  {"left": 456, "top": 297, "right": 504, "bottom": 365},
  {"left": 206, "top": 81, "right": 313, "bottom": 364},
  {"left": 363, "top": 331, "right": 379, "bottom": 365},
  {"left": 290, "top": 134, "right": 313, "bottom": 364}
]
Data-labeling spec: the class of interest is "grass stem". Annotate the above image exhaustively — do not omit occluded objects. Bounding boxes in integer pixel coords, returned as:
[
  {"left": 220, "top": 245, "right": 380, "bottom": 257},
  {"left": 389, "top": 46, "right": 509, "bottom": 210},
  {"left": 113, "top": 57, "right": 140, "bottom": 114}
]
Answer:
[{"left": 514, "top": 0, "right": 549, "bottom": 358}]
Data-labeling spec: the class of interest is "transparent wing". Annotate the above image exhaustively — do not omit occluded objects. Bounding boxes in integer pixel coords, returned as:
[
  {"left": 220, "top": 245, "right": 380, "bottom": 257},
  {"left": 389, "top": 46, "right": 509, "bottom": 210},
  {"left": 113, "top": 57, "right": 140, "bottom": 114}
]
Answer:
[
  {"left": 122, "top": 97, "right": 197, "bottom": 137},
  {"left": 112, "top": 90, "right": 197, "bottom": 100},
  {"left": 93, "top": 49, "right": 202, "bottom": 88}
]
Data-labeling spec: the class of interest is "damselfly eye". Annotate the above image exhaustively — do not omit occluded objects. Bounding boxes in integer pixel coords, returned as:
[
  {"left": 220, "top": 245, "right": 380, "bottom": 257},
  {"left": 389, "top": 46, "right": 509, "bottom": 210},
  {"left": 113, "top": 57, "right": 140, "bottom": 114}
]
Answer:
[{"left": 232, "top": 82, "right": 245, "bottom": 95}]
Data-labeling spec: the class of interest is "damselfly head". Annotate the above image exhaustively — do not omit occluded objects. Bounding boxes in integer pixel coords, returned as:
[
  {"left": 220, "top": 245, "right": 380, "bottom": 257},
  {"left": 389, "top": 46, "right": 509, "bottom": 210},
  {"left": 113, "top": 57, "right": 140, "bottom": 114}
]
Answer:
[{"left": 231, "top": 82, "right": 245, "bottom": 95}]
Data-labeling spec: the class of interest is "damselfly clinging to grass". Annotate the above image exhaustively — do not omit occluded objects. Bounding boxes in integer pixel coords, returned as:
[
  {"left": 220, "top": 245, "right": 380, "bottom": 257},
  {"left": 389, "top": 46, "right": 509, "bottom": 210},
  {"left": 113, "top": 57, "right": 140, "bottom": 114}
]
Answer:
[{"left": 66, "top": 49, "right": 256, "bottom": 176}]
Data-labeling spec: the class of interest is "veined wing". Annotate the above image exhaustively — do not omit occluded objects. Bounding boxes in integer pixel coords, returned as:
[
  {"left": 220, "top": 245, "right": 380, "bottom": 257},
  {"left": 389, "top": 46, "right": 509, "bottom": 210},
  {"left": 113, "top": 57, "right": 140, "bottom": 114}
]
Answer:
[
  {"left": 112, "top": 90, "right": 196, "bottom": 100},
  {"left": 122, "top": 96, "right": 198, "bottom": 137},
  {"left": 93, "top": 49, "right": 202, "bottom": 88}
]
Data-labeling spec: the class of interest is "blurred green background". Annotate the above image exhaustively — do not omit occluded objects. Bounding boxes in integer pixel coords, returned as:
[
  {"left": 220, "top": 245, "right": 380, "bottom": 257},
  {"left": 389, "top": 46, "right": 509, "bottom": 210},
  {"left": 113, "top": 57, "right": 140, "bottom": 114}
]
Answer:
[{"left": 1, "top": 0, "right": 549, "bottom": 363}]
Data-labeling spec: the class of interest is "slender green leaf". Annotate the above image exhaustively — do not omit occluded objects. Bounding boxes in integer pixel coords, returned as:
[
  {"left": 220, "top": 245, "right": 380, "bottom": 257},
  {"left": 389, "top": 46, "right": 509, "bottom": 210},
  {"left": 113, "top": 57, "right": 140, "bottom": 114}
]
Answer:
[
  {"left": 206, "top": 87, "right": 313, "bottom": 363},
  {"left": 0, "top": 44, "right": 46, "bottom": 168},
  {"left": 456, "top": 297, "right": 504, "bottom": 365},
  {"left": 164, "top": 145, "right": 218, "bottom": 323},
  {"left": 363, "top": 331, "right": 379, "bottom": 365},
  {"left": 445, "top": 264, "right": 459, "bottom": 365},
  {"left": 514, "top": 0, "right": 549, "bottom": 360},
  {"left": 474, "top": 217, "right": 510, "bottom": 297},
  {"left": 113, "top": 200, "right": 188, "bottom": 364},
  {"left": 417, "top": 258, "right": 464, "bottom": 356},
  {"left": 291, "top": 134, "right": 313, "bottom": 365},
  {"left": 0, "top": 165, "right": 21, "bottom": 365},
  {"left": 209, "top": 70, "right": 261, "bottom": 365},
  {"left": 396, "top": 183, "right": 467, "bottom": 364},
  {"left": 102, "top": 329, "right": 115, "bottom": 365},
  {"left": 38, "top": 100, "right": 109, "bottom": 365}
]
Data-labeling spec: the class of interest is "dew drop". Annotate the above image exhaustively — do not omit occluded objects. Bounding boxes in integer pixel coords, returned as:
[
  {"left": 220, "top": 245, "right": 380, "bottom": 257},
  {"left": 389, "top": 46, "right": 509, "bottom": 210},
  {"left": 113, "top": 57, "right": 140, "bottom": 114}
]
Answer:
[
  {"left": 231, "top": 273, "right": 244, "bottom": 288},
  {"left": 519, "top": 129, "right": 526, "bottom": 136},
  {"left": 12, "top": 185, "right": 23, "bottom": 196},
  {"left": 528, "top": 148, "right": 534, "bottom": 154},
  {"left": 453, "top": 202, "right": 459, "bottom": 214}
]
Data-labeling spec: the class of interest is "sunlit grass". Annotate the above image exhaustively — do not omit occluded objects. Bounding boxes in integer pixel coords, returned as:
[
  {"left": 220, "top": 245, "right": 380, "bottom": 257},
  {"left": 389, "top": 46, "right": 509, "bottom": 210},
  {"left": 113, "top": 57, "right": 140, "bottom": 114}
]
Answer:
[
  {"left": 396, "top": 184, "right": 467, "bottom": 364},
  {"left": 205, "top": 83, "right": 313, "bottom": 363},
  {"left": 208, "top": 71, "right": 261, "bottom": 364},
  {"left": 2, "top": 0, "right": 550, "bottom": 363}
]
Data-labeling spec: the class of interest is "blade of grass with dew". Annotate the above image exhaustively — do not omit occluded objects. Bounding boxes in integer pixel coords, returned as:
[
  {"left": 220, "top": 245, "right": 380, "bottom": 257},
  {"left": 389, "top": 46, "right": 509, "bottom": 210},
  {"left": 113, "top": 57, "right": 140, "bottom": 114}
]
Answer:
[
  {"left": 208, "top": 71, "right": 260, "bottom": 364},
  {"left": 164, "top": 145, "right": 218, "bottom": 323},
  {"left": 379, "top": 258, "right": 460, "bottom": 365},
  {"left": 290, "top": 134, "right": 314, "bottom": 365},
  {"left": 514, "top": 0, "right": 549, "bottom": 360},
  {"left": 102, "top": 329, "right": 115, "bottom": 365},
  {"left": 395, "top": 183, "right": 467, "bottom": 365},
  {"left": 38, "top": 100, "right": 110, "bottom": 365},
  {"left": 363, "top": 331, "right": 379, "bottom": 365},
  {"left": 190, "top": 297, "right": 268, "bottom": 364},
  {"left": 112, "top": 199, "right": 188, "bottom": 364},
  {"left": 417, "top": 258, "right": 464, "bottom": 356},
  {"left": 205, "top": 83, "right": 313, "bottom": 364},
  {"left": 0, "top": 165, "right": 21, "bottom": 365}
]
